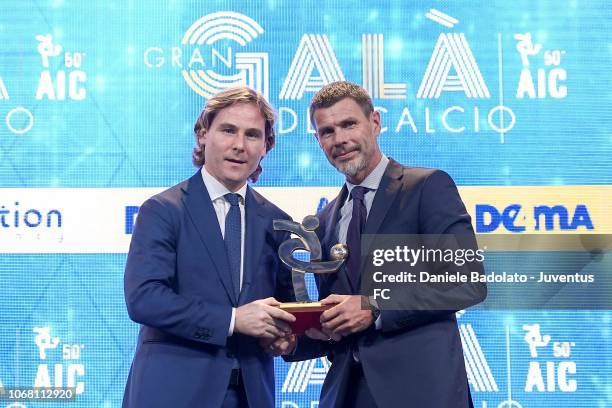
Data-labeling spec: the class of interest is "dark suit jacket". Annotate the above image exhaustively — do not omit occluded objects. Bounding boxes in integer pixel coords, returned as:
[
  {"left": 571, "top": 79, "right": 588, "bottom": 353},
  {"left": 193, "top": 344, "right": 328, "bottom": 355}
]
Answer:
[
  {"left": 287, "top": 159, "right": 486, "bottom": 408},
  {"left": 123, "top": 171, "right": 294, "bottom": 408}
]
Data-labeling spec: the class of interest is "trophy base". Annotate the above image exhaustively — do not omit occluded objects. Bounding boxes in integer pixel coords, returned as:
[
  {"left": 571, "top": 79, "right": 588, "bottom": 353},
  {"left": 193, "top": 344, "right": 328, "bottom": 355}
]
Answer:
[{"left": 278, "top": 302, "right": 332, "bottom": 335}]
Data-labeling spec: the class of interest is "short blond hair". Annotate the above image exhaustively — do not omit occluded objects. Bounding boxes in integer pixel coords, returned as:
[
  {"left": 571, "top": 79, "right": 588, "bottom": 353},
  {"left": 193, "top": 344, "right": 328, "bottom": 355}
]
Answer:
[{"left": 192, "top": 87, "right": 276, "bottom": 182}]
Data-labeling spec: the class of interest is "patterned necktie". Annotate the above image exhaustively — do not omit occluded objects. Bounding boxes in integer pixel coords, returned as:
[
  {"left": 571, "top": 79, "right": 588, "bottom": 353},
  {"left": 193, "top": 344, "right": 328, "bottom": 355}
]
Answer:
[
  {"left": 346, "top": 186, "right": 369, "bottom": 293},
  {"left": 224, "top": 193, "right": 241, "bottom": 300}
]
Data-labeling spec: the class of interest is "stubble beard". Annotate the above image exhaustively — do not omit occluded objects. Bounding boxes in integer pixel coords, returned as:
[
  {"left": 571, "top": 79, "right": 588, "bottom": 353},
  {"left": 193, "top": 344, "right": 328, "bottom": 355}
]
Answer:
[{"left": 335, "top": 155, "right": 367, "bottom": 178}]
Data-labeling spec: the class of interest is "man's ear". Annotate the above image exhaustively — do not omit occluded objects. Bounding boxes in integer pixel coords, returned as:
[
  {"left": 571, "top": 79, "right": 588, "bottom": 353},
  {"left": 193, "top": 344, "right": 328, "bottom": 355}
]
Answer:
[
  {"left": 370, "top": 110, "right": 382, "bottom": 136},
  {"left": 198, "top": 128, "right": 207, "bottom": 147}
]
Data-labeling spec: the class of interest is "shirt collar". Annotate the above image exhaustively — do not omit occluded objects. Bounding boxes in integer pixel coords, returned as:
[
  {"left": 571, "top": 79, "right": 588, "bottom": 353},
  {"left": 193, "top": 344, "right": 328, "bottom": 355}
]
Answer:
[
  {"left": 346, "top": 155, "right": 389, "bottom": 197},
  {"left": 200, "top": 166, "right": 247, "bottom": 203}
]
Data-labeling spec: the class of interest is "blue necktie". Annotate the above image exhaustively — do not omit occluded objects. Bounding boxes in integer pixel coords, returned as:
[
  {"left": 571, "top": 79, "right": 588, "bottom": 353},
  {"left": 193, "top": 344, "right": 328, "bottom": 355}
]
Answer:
[
  {"left": 346, "top": 186, "right": 369, "bottom": 293},
  {"left": 224, "top": 193, "right": 241, "bottom": 300}
]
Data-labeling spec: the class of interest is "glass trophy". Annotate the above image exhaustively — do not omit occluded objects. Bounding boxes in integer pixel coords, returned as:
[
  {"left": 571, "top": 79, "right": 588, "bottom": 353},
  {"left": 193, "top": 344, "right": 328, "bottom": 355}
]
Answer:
[{"left": 273, "top": 215, "right": 348, "bottom": 334}]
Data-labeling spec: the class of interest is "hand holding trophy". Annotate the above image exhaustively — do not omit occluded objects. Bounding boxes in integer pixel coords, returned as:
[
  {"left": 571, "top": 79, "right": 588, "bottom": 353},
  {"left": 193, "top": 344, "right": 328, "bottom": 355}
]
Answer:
[{"left": 273, "top": 215, "right": 348, "bottom": 335}]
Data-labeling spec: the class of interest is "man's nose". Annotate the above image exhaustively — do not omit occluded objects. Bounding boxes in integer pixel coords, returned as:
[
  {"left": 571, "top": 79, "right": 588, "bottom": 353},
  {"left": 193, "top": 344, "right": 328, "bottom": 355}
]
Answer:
[
  {"left": 333, "top": 127, "right": 350, "bottom": 145},
  {"left": 232, "top": 132, "right": 246, "bottom": 150}
]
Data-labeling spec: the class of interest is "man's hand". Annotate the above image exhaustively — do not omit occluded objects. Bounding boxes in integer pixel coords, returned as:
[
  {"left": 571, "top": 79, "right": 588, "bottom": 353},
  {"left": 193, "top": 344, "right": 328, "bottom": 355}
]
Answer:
[
  {"left": 235, "top": 297, "right": 296, "bottom": 339},
  {"left": 259, "top": 334, "right": 297, "bottom": 356},
  {"left": 319, "top": 294, "right": 374, "bottom": 337}
]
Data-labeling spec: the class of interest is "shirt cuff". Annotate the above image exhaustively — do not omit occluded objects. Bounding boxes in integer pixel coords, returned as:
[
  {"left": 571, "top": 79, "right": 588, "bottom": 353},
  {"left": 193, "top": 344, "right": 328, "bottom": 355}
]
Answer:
[
  {"left": 228, "top": 307, "right": 236, "bottom": 336},
  {"left": 368, "top": 296, "right": 382, "bottom": 330},
  {"left": 374, "top": 315, "right": 382, "bottom": 330}
]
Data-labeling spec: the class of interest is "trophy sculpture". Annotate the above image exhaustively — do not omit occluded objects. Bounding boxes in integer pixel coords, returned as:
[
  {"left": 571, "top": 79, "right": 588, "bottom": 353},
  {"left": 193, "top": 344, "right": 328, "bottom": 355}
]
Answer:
[{"left": 273, "top": 215, "right": 348, "bottom": 334}]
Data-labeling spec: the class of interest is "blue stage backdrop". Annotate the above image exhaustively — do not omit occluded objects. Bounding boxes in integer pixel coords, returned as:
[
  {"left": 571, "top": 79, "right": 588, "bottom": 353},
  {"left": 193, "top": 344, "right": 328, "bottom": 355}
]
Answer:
[{"left": 0, "top": 1, "right": 610, "bottom": 407}]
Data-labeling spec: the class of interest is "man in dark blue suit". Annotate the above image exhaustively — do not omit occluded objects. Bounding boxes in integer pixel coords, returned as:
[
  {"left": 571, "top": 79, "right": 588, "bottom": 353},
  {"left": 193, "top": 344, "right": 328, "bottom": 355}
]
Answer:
[
  {"left": 281, "top": 81, "right": 487, "bottom": 407},
  {"left": 123, "top": 87, "right": 296, "bottom": 408}
]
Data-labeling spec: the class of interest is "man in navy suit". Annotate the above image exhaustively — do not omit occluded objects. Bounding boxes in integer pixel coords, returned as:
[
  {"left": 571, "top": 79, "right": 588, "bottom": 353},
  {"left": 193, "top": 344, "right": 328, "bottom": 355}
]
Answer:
[
  {"left": 280, "top": 81, "right": 487, "bottom": 407},
  {"left": 123, "top": 87, "right": 296, "bottom": 408}
]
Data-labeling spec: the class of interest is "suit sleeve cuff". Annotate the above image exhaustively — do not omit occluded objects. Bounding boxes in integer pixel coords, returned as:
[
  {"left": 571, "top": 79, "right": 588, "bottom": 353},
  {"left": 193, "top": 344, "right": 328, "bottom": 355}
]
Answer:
[{"left": 228, "top": 307, "right": 236, "bottom": 336}]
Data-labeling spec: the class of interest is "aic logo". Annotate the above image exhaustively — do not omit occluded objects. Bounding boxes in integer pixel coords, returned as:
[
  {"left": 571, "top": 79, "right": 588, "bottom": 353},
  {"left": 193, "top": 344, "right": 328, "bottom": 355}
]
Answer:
[
  {"left": 1, "top": 33, "right": 87, "bottom": 135},
  {"left": 35, "top": 34, "right": 87, "bottom": 101},
  {"left": 476, "top": 204, "right": 594, "bottom": 233},
  {"left": 0, "top": 34, "right": 87, "bottom": 135},
  {"left": 514, "top": 32, "right": 567, "bottom": 99},
  {"left": 33, "top": 327, "right": 86, "bottom": 394}
]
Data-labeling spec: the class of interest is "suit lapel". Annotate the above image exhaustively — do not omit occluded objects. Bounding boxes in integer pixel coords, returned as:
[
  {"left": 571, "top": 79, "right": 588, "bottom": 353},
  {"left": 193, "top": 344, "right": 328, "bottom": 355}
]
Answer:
[
  {"left": 322, "top": 185, "right": 347, "bottom": 250},
  {"left": 321, "top": 186, "right": 353, "bottom": 294},
  {"left": 182, "top": 172, "right": 236, "bottom": 305},
  {"left": 360, "top": 159, "right": 404, "bottom": 273},
  {"left": 364, "top": 159, "right": 404, "bottom": 235},
  {"left": 239, "top": 187, "right": 267, "bottom": 305}
]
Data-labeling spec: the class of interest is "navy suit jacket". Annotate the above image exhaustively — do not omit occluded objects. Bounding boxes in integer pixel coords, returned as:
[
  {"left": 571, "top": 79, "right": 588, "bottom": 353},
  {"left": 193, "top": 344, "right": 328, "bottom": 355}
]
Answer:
[
  {"left": 287, "top": 159, "right": 486, "bottom": 408},
  {"left": 123, "top": 172, "right": 294, "bottom": 408}
]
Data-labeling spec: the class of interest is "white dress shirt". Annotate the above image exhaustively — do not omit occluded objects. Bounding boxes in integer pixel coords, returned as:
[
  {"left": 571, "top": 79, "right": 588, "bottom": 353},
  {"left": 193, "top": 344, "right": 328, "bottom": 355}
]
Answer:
[
  {"left": 336, "top": 155, "right": 389, "bottom": 330},
  {"left": 201, "top": 166, "right": 246, "bottom": 336}
]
